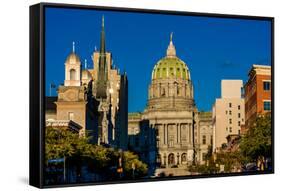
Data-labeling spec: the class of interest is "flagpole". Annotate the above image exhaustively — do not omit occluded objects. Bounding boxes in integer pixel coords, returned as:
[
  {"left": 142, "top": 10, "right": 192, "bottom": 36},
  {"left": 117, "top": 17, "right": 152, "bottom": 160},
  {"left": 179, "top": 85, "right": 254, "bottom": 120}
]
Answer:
[{"left": 49, "top": 83, "right": 51, "bottom": 96}]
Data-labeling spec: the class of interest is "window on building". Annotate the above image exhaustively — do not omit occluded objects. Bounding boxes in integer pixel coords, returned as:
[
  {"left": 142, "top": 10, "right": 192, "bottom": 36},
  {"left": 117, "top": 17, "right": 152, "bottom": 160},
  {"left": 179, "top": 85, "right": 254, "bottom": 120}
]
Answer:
[
  {"left": 229, "top": 103, "right": 232, "bottom": 108},
  {"left": 226, "top": 110, "right": 228, "bottom": 114},
  {"left": 264, "top": 101, "right": 271, "bottom": 111},
  {"left": 68, "top": 112, "right": 74, "bottom": 120},
  {"left": 202, "top": 135, "right": 206, "bottom": 145},
  {"left": 229, "top": 118, "right": 232, "bottom": 124},
  {"left": 210, "top": 135, "right": 213, "bottom": 145},
  {"left": 238, "top": 113, "right": 241, "bottom": 118},
  {"left": 70, "top": 69, "right": 76, "bottom": 80},
  {"left": 226, "top": 127, "right": 228, "bottom": 131},
  {"left": 229, "top": 127, "right": 232, "bottom": 133},
  {"left": 238, "top": 130, "right": 241, "bottom": 135},
  {"left": 202, "top": 153, "right": 207, "bottom": 161},
  {"left": 156, "top": 140, "right": 160, "bottom": 148},
  {"left": 169, "top": 140, "right": 174, "bottom": 147},
  {"left": 238, "top": 121, "right": 241, "bottom": 126},
  {"left": 263, "top": 81, "right": 271, "bottom": 91},
  {"left": 229, "top": 110, "right": 232, "bottom": 115},
  {"left": 161, "top": 88, "right": 166, "bottom": 96},
  {"left": 238, "top": 105, "right": 241, "bottom": 110}
]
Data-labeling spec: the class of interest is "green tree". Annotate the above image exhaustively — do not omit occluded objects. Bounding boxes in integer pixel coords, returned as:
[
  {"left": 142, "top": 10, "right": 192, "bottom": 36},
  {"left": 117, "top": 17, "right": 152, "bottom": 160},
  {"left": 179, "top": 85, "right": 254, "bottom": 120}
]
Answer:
[
  {"left": 122, "top": 151, "right": 148, "bottom": 178},
  {"left": 215, "top": 151, "right": 242, "bottom": 172},
  {"left": 45, "top": 127, "right": 148, "bottom": 182},
  {"left": 239, "top": 114, "right": 272, "bottom": 168}
]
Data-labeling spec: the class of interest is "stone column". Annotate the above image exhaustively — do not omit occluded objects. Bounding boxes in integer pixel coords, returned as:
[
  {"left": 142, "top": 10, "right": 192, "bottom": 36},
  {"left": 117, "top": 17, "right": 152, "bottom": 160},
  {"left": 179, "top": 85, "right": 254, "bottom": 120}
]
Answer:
[{"left": 189, "top": 123, "right": 191, "bottom": 144}]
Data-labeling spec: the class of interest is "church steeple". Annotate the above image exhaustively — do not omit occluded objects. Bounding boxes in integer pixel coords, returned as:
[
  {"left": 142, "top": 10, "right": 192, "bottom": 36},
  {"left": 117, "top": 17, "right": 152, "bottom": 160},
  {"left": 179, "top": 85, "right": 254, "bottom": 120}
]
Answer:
[
  {"left": 96, "top": 15, "right": 108, "bottom": 99},
  {"left": 166, "top": 32, "right": 176, "bottom": 58},
  {"left": 99, "top": 15, "right": 106, "bottom": 55}
]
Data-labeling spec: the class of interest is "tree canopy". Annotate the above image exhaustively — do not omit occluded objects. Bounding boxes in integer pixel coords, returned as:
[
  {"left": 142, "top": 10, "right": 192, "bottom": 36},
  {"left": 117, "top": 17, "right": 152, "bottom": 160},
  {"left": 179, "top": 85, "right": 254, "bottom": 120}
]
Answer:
[
  {"left": 239, "top": 114, "right": 272, "bottom": 163},
  {"left": 45, "top": 126, "right": 148, "bottom": 179}
]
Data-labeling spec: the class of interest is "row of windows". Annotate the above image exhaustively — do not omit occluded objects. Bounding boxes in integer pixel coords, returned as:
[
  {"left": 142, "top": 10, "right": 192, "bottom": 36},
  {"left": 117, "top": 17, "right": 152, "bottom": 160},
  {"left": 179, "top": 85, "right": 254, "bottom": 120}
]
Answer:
[
  {"left": 228, "top": 119, "right": 241, "bottom": 126},
  {"left": 226, "top": 127, "right": 232, "bottom": 133},
  {"left": 157, "top": 67, "right": 186, "bottom": 72},
  {"left": 225, "top": 110, "right": 241, "bottom": 118},
  {"left": 202, "top": 135, "right": 213, "bottom": 145},
  {"left": 228, "top": 103, "right": 241, "bottom": 110}
]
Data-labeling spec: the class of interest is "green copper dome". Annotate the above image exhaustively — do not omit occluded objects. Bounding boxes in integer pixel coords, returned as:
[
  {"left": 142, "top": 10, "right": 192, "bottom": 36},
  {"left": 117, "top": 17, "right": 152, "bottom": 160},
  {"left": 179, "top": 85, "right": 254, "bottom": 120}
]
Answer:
[
  {"left": 152, "top": 57, "right": 190, "bottom": 80},
  {"left": 152, "top": 34, "right": 190, "bottom": 80}
]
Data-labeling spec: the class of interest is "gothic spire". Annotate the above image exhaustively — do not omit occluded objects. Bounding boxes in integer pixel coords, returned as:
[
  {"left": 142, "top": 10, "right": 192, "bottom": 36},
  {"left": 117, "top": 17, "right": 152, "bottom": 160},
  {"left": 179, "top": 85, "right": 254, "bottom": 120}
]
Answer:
[
  {"left": 96, "top": 15, "right": 108, "bottom": 99},
  {"left": 100, "top": 15, "right": 106, "bottom": 54}
]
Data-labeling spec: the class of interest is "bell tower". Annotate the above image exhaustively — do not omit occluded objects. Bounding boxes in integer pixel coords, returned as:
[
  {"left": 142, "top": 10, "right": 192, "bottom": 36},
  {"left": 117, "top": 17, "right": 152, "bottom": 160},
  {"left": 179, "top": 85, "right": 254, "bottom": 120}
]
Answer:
[{"left": 64, "top": 42, "right": 81, "bottom": 87}]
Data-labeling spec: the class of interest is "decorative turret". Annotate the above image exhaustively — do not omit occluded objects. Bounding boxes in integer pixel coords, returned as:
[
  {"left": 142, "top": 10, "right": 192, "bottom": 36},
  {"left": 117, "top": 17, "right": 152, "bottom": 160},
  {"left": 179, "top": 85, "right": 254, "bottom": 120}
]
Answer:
[{"left": 64, "top": 42, "right": 81, "bottom": 86}]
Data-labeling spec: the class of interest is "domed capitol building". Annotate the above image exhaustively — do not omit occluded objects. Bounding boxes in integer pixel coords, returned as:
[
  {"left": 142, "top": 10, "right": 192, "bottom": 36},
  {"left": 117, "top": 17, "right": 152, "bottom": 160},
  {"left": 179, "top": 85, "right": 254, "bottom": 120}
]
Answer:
[
  {"left": 128, "top": 34, "right": 213, "bottom": 176},
  {"left": 45, "top": 16, "right": 213, "bottom": 177}
]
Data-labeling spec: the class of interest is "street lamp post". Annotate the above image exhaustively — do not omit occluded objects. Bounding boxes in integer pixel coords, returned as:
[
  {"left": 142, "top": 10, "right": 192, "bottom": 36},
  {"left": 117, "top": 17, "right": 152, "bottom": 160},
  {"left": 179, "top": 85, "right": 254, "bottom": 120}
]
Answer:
[
  {"left": 117, "top": 150, "right": 123, "bottom": 179},
  {"left": 63, "top": 156, "right": 66, "bottom": 183},
  {"left": 132, "top": 162, "right": 135, "bottom": 179}
]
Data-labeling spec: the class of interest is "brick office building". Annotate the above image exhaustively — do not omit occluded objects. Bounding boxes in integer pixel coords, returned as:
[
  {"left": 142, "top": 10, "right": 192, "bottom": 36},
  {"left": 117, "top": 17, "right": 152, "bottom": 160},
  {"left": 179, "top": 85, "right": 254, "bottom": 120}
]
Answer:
[{"left": 244, "top": 64, "right": 271, "bottom": 130}]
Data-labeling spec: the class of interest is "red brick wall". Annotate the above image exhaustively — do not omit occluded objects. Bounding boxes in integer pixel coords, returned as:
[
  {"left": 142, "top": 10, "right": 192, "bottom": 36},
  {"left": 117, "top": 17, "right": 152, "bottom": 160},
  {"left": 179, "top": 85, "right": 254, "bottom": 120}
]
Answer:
[{"left": 256, "top": 75, "right": 271, "bottom": 114}]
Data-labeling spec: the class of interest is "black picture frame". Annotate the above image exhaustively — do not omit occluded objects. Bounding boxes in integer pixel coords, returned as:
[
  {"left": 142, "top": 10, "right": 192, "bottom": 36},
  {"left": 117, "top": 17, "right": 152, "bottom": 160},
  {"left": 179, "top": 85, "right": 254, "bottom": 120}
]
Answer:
[{"left": 30, "top": 2, "right": 274, "bottom": 188}]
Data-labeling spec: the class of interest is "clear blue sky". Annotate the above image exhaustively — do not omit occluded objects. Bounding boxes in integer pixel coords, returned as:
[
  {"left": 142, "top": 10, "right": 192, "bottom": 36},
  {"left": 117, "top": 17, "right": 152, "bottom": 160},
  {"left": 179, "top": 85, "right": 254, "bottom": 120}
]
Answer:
[{"left": 45, "top": 7, "right": 271, "bottom": 112}]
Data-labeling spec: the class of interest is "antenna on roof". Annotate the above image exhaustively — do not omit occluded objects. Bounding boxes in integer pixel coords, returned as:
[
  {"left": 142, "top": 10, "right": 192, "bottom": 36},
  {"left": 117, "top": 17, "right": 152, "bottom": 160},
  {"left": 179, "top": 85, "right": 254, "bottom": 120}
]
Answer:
[{"left": 85, "top": 59, "right": 87, "bottom": 69}]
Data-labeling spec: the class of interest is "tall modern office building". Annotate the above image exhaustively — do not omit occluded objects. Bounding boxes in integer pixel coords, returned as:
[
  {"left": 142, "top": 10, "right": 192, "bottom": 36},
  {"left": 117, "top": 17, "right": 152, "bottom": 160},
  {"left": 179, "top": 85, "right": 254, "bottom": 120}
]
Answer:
[{"left": 212, "top": 80, "right": 245, "bottom": 152}]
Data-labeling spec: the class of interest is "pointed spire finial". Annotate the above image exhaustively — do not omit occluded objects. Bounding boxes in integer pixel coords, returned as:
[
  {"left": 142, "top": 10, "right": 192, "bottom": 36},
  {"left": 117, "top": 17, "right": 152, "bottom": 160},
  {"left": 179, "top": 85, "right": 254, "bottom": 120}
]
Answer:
[
  {"left": 102, "top": 15, "right": 104, "bottom": 28},
  {"left": 166, "top": 33, "right": 176, "bottom": 57},
  {"left": 72, "top": 41, "right": 75, "bottom": 53},
  {"left": 85, "top": 59, "right": 87, "bottom": 69}
]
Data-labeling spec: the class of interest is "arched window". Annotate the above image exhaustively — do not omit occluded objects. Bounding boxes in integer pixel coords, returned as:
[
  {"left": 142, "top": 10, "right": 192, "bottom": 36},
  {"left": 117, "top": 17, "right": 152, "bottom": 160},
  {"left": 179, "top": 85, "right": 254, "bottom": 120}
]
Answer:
[
  {"left": 161, "top": 88, "right": 166, "bottom": 96},
  {"left": 168, "top": 153, "right": 175, "bottom": 165},
  {"left": 181, "top": 153, "right": 187, "bottom": 164},
  {"left": 70, "top": 69, "right": 76, "bottom": 80},
  {"left": 156, "top": 154, "right": 162, "bottom": 166}
]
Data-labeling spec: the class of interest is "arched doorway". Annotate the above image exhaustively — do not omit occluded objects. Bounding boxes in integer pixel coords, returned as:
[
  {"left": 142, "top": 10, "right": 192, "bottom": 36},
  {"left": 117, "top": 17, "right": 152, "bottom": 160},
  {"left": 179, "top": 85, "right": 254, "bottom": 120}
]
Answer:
[
  {"left": 168, "top": 153, "right": 175, "bottom": 166},
  {"left": 70, "top": 69, "right": 76, "bottom": 80},
  {"left": 181, "top": 153, "right": 187, "bottom": 164}
]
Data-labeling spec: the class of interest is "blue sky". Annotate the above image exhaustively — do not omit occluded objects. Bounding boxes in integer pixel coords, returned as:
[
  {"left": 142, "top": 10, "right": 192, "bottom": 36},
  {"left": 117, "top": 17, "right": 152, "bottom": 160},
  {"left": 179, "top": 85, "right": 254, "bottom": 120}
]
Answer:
[{"left": 45, "top": 7, "right": 271, "bottom": 112}]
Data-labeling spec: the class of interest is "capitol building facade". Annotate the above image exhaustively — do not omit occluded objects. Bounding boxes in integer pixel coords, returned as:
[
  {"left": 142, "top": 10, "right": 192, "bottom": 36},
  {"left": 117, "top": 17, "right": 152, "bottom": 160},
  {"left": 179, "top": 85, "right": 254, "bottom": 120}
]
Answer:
[{"left": 128, "top": 34, "right": 213, "bottom": 176}]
